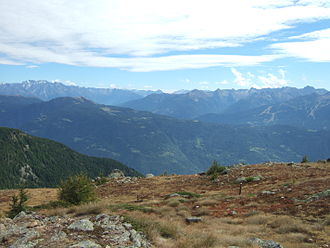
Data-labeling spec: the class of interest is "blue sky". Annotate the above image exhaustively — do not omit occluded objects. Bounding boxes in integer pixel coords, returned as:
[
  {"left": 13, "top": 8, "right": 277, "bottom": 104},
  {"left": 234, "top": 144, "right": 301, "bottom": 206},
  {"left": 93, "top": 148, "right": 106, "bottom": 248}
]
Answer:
[{"left": 0, "top": 0, "right": 330, "bottom": 92}]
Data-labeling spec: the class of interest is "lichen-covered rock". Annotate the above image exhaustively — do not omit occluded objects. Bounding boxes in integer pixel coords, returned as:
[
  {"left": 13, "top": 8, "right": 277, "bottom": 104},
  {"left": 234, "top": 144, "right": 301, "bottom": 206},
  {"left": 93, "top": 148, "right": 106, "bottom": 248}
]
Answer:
[
  {"left": 68, "top": 219, "right": 94, "bottom": 231},
  {"left": 0, "top": 212, "right": 151, "bottom": 247},
  {"left": 109, "top": 169, "right": 125, "bottom": 178},
  {"left": 251, "top": 238, "right": 283, "bottom": 248},
  {"left": 70, "top": 240, "right": 102, "bottom": 248}
]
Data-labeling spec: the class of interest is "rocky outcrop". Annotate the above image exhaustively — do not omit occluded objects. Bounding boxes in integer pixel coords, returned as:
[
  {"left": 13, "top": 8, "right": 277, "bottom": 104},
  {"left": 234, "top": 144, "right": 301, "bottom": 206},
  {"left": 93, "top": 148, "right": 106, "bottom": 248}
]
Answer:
[
  {"left": 0, "top": 212, "right": 151, "bottom": 248},
  {"left": 109, "top": 169, "right": 125, "bottom": 179}
]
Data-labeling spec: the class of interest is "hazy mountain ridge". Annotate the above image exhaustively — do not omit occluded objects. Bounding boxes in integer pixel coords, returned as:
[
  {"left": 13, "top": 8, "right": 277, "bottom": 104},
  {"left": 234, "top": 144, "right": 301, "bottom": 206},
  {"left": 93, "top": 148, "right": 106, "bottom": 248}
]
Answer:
[
  {"left": 198, "top": 92, "right": 330, "bottom": 130},
  {"left": 1, "top": 95, "right": 330, "bottom": 175},
  {"left": 0, "top": 126, "right": 141, "bottom": 189},
  {"left": 0, "top": 80, "right": 161, "bottom": 105},
  {"left": 121, "top": 86, "right": 328, "bottom": 119}
]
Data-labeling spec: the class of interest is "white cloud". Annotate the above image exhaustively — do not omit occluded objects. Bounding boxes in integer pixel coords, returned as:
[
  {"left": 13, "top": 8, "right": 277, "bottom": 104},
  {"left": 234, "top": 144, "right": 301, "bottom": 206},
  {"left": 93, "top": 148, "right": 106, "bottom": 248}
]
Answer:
[
  {"left": 271, "top": 28, "right": 330, "bottom": 62},
  {"left": 0, "top": 58, "right": 22, "bottom": 65},
  {"left": 26, "top": 65, "right": 39, "bottom": 69},
  {"left": 231, "top": 68, "right": 289, "bottom": 88},
  {"left": 0, "top": 0, "right": 330, "bottom": 70}
]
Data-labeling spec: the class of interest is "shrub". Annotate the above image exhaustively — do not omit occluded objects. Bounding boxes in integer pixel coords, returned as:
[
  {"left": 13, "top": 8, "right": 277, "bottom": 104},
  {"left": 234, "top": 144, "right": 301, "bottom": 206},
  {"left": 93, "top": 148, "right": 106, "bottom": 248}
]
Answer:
[
  {"left": 301, "top": 155, "right": 309, "bottom": 163},
  {"left": 58, "top": 173, "right": 96, "bottom": 205},
  {"left": 94, "top": 173, "right": 108, "bottom": 186},
  {"left": 206, "top": 160, "right": 226, "bottom": 177},
  {"left": 7, "top": 188, "right": 28, "bottom": 218}
]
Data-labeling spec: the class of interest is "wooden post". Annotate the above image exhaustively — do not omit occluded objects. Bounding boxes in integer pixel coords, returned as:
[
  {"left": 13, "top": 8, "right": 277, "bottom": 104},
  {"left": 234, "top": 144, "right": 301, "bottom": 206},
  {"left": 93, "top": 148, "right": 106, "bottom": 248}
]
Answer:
[{"left": 239, "top": 183, "right": 242, "bottom": 195}]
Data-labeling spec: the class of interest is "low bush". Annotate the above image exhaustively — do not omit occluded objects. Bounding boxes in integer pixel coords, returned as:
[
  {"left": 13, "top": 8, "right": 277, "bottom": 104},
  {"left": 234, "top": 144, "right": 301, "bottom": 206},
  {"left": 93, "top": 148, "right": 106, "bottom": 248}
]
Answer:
[
  {"left": 58, "top": 173, "right": 96, "bottom": 205},
  {"left": 206, "top": 160, "right": 227, "bottom": 177}
]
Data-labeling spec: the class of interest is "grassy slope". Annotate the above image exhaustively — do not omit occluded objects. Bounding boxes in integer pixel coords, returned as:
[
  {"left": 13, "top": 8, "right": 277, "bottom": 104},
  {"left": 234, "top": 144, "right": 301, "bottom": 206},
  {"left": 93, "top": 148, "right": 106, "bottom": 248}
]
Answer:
[{"left": 1, "top": 161, "right": 329, "bottom": 247}]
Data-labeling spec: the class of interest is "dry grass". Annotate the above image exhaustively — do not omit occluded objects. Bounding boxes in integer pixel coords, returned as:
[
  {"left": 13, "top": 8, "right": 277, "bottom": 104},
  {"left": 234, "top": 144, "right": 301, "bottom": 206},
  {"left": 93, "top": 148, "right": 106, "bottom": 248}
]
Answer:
[
  {"left": 1, "top": 162, "right": 329, "bottom": 247},
  {"left": 176, "top": 233, "right": 218, "bottom": 248},
  {"left": 166, "top": 199, "right": 181, "bottom": 207},
  {"left": 195, "top": 198, "right": 218, "bottom": 206},
  {"left": 68, "top": 201, "right": 107, "bottom": 217},
  {"left": 246, "top": 214, "right": 270, "bottom": 225},
  {"left": 192, "top": 206, "right": 211, "bottom": 217}
]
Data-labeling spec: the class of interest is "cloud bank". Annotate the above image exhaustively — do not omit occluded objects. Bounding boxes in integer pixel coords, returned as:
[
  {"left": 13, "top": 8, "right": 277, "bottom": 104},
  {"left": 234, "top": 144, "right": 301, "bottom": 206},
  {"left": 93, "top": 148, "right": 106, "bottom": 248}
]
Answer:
[{"left": 0, "top": 0, "right": 330, "bottom": 71}]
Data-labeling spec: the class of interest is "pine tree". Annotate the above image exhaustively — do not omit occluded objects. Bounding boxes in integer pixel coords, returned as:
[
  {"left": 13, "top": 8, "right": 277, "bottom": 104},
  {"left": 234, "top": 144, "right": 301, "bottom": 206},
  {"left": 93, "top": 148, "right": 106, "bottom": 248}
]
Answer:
[{"left": 8, "top": 188, "right": 28, "bottom": 218}]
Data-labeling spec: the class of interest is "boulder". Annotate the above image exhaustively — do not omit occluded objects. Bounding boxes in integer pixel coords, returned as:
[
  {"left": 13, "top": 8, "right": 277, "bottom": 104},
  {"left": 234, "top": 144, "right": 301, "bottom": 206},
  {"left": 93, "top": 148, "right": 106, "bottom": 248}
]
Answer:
[
  {"left": 251, "top": 238, "right": 283, "bottom": 248},
  {"left": 68, "top": 219, "right": 94, "bottom": 231},
  {"left": 145, "top": 173, "right": 154, "bottom": 178},
  {"left": 185, "top": 217, "right": 202, "bottom": 224},
  {"left": 109, "top": 169, "right": 125, "bottom": 178}
]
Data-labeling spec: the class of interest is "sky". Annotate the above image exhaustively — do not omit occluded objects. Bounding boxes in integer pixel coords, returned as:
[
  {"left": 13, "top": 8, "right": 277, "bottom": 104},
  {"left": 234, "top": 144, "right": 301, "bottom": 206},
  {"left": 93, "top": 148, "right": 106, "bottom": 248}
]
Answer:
[{"left": 0, "top": 0, "right": 330, "bottom": 92}]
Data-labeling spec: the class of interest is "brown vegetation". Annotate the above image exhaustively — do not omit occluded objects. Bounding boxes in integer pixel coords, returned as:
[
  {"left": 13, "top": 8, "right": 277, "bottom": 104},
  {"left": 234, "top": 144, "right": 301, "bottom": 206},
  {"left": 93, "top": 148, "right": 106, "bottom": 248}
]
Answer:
[{"left": 0, "top": 162, "right": 329, "bottom": 247}]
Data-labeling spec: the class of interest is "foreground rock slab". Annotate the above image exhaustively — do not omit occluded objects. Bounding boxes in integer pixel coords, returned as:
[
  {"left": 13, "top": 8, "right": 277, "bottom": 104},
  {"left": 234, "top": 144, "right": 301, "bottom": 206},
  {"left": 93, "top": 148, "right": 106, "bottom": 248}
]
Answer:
[{"left": 0, "top": 212, "right": 151, "bottom": 248}]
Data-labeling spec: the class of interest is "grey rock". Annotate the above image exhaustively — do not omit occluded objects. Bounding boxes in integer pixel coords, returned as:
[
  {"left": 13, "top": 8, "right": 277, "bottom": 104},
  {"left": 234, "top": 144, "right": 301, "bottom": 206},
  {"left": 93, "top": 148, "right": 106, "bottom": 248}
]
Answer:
[
  {"left": 185, "top": 217, "right": 202, "bottom": 224},
  {"left": 168, "top": 193, "right": 181, "bottom": 198},
  {"left": 9, "top": 230, "right": 40, "bottom": 248},
  {"left": 251, "top": 238, "right": 283, "bottom": 248},
  {"left": 13, "top": 211, "right": 28, "bottom": 220},
  {"left": 70, "top": 240, "right": 101, "bottom": 248},
  {"left": 235, "top": 176, "right": 262, "bottom": 184},
  {"left": 235, "top": 177, "right": 247, "bottom": 183},
  {"left": 145, "top": 173, "right": 154, "bottom": 178},
  {"left": 50, "top": 231, "right": 67, "bottom": 241},
  {"left": 109, "top": 169, "right": 125, "bottom": 178},
  {"left": 261, "top": 191, "right": 276, "bottom": 195},
  {"left": 68, "top": 219, "right": 94, "bottom": 231}
]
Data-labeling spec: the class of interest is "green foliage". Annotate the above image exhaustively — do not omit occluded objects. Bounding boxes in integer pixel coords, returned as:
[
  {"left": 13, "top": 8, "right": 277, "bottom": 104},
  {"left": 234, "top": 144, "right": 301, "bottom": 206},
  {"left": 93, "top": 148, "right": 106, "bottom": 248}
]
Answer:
[
  {"left": 94, "top": 173, "right": 108, "bottom": 186},
  {"left": 7, "top": 188, "right": 28, "bottom": 218},
  {"left": 160, "top": 171, "right": 169, "bottom": 176},
  {"left": 206, "top": 160, "right": 226, "bottom": 180},
  {"left": 2, "top": 95, "right": 330, "bottom": 176},
  {"left": 0, "top": 127, "right": 142, "bottom": 189},
  {"left": 301, "top": 155, "right": 309, "bottom": 163},
  {"left": 58, "top": 174, "right": 96, "bottom": 205}
]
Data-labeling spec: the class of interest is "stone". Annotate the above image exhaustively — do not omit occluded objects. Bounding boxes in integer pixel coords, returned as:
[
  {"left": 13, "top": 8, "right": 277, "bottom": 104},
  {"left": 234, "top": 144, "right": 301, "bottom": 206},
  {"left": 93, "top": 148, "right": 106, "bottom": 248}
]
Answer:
[
  {"left": 70, "top": 240, "right": 101, "bottom": 248},
  {"left": 9, "top": 230, "right": 40, "bottom": 248},
  {"left": 261, "top": 191, "right": 276, "bottom": 195},
  {"left": 68, "top": 219, "right": 94, "bottom": 231},
  {"left": 235, "top": 177, "right": 247, "bottom": 183},
  {"left": 109, "top": 169, "right": 125, "bottom": 178},
  {"left": 185, "top": 217, "right": 202, "bottom": 224},
  {"left": 167, "top": 193, "right": 181, "bottom": 198},
  {"left": 145, "top": 173, "right": 154, "bottom": 178},
  {"left": 13, "top": 211, "right": 28, "bottom": 220},
  {"left": 0, "top": 212, "right": 151, "bottom": 248},
  {"left": 26, "top": 221, "right": 39, "bottom": 228},
  {"left": 251, "top": 238, "right": 283, "bottom": 248},
  {"left": 50, "top": 231, "right": 67, "bottom": 241}
]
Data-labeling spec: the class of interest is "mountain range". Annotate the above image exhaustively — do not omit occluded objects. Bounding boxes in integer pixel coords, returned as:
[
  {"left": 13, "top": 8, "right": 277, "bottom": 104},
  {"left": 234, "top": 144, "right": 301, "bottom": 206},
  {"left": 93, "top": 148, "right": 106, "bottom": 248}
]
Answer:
[
  {"left": 0, "top": 126, "right": 141, "bottom": 189},
  {"left": 1, "top": 95, "right": 330, "bottom": 175},
  {"left": 198, "top": 92, "right": 330, "bottom": 130},
  {"left": 0, "top": 80, "right": 161, "bottom": 105},
  {"left": 121, "top": 86, "right": 328, "bottom": 119}
]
